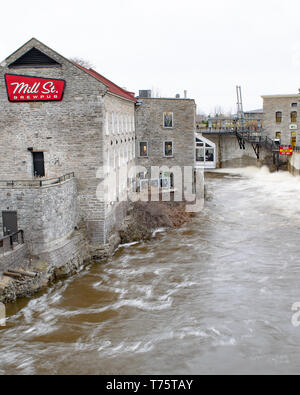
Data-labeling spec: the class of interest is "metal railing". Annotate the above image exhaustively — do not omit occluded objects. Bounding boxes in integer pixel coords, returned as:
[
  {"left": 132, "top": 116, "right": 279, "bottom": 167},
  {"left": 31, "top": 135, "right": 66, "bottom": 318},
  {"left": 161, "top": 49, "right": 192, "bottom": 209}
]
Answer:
[
  {"left": 202, "top": 127, "right": 263, "bottom": 134},
  {"left": 0, "top": 230, "right": 24, "bottom": 255},
  {"left": 0, "top": 172, "right": 75, "bottom": 188}
]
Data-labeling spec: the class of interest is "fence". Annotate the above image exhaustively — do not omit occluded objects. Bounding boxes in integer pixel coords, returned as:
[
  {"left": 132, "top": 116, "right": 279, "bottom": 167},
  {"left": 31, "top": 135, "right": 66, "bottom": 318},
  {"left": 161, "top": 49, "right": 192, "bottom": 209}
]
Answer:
[
  {"left": 0, "top": 230, "right": 24, "bottom": 255},
  {"left": 0, "top": 172, "right": 75, "bottom": 188}
]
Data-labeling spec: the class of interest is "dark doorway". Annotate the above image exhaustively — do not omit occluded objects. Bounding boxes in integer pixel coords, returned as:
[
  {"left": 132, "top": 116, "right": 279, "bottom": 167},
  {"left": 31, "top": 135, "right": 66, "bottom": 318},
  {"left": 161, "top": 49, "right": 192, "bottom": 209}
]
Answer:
[
  {"left": 32, "top": 152, "right": 45, "bottom": 177},
  {"left": 2, "top": 211, "right": 18, "bottom": 237}
]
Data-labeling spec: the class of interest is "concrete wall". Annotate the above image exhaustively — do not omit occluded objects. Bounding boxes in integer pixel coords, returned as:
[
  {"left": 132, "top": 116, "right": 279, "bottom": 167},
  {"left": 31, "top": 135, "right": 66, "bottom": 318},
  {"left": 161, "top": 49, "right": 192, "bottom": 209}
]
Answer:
[
  {"left": 0, "top": 177, "right": 78, "bottom": 255},
  {"left": 289, "top": 152, "right": 300, "bottom": 176},
  {"left": 203, "top": 134, "right": 273, "bottom": 168}
]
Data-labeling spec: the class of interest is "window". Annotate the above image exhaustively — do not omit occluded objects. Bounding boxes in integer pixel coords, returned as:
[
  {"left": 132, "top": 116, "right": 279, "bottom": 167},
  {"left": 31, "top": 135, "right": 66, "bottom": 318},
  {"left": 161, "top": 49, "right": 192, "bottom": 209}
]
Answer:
[
  {"left": 111, "top": 112, "right": 115, "bottom": 134},
  {"left": 164, "top": 141, "right": 173, "bottom": 157},
  {"left": 116, "top": 114, "right": 119, "bottom": 134},
  {"left": 107, "top": 150, "right": 110, "bottom": 171},
  {"left": 292, "top": 103, "right": 298, "bottom": 108},
  {"left": 275, "top": 111, "right": 282, "bottom": 123},
  {"left": 163, "top": 112, "right": 174, "bottom": 128},
  {"left": 139, "top": 142, "right": 148, "bottom": 157},
  {"left": 121, "top": 115, "right": 124, "bottom": 133},
  {"left": 291, "top": 111, "right": 297, "bottom": 123},
  {"left": 195, "top": 137, "right": 216, "bottom": 167},
  {"left": 275, "top": 131, "right": 281, "bottom": 140},
  {"left": 105, "top": 113, "right": 109, "bottom": 135}
]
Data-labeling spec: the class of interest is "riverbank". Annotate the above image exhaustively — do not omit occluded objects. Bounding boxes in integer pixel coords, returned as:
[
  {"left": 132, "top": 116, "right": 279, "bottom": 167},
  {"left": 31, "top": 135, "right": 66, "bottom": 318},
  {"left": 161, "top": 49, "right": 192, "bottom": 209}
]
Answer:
[{"left": 0, "top": 201, "right": 194, "bottom": 304}]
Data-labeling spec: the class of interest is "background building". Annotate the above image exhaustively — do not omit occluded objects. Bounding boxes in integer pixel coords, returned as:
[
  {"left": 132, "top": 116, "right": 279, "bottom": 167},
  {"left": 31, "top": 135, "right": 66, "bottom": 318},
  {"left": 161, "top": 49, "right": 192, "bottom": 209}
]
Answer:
[
  {"left": 135, "top": 93, "right": 197, "bottom": 192},
  {"left": 262, "top": 92, "right": 300, "bottom": 148}
]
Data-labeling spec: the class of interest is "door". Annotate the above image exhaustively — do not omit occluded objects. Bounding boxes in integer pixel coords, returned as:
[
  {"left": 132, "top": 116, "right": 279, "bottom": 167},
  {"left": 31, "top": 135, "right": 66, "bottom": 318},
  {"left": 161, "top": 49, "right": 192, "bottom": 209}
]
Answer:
[
  {"left": 291, "top": 132, "right": 297, "bottom": 150},
  {"left": 32, "top": 152, "right": 45, "bottom": 177},
  {"left": 2, "top": 211, "right": 18, "bottom": 237}
]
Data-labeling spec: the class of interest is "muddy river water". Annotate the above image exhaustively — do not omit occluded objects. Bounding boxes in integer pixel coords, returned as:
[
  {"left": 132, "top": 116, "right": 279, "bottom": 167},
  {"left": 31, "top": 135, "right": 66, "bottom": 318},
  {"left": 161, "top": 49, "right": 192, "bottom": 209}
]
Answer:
[{"left": 1, "top": 167, "right": 300, "bottom": 375}]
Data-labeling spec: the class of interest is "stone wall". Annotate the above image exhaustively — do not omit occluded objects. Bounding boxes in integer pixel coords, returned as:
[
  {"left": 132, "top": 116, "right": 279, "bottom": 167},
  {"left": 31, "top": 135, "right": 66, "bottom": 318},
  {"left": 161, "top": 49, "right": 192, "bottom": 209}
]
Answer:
[
  {"left": 0, "top": 38, "right": 108, "bottom": 244},
  {"left": 136, "top": 98, "right": 196, "bottom": 172},
  {"left": 0, "top": 244, "right": 28, "bottom": 274},
  {"left": 0, "top": 38, "right": 137, "bottom": 245},
  {"left": 262, "top": 95, "right": 300, "bottom": 146},
  {"left": 0, "top": 177, "right": 78, "bottom": 255},
  {"left": 102, "top": 94, "right": 136, "bottom": 242}
]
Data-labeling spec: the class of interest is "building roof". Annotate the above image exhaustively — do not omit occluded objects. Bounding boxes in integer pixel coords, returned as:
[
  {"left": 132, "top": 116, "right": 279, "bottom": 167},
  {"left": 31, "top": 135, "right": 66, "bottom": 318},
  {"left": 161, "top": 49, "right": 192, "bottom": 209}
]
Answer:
[
  {"left": 76, "top": 64, "right": 137, "bottom": 102},
  {"left": 261, "top": 94, "right": 300, "bottom": 99},
  {"left": 245, "top": 109, "right": 263, "bottom": 114}
]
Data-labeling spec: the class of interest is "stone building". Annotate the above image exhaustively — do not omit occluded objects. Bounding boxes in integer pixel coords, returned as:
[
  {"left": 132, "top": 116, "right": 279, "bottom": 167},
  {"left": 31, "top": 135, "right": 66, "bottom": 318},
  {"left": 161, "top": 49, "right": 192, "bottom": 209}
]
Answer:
[
  {"left": 135, "top": 94, "right": 197, "bottom": 193},
  {"left": 0, "top": 38, "right": 203, "bottom": 275},
  {"left": 262, "top": 91, "right": 300, "bottom": 147},
  {"left": 0, "top": 38, "right": 136, "bottom": 268}
]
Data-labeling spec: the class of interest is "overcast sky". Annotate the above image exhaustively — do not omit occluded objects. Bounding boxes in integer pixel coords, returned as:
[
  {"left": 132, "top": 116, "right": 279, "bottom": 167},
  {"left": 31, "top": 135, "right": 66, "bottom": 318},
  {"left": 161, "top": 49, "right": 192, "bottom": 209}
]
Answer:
[{"left": 1, "top": 0, "right": 300, "bottom": 114}]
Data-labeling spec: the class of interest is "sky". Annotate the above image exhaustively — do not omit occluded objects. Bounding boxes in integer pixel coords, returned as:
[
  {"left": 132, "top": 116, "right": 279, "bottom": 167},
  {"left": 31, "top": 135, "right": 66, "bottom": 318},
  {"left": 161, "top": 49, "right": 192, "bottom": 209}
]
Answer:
[{"left": 1, "top": 0, "right": 300, "bottom": 114}]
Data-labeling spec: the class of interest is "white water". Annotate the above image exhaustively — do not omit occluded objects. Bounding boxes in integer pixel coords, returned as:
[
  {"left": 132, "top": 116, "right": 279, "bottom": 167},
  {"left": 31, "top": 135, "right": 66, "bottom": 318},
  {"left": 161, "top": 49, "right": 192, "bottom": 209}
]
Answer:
[{"left": 1, "top": 167, "right": 300, "bottom": 374}]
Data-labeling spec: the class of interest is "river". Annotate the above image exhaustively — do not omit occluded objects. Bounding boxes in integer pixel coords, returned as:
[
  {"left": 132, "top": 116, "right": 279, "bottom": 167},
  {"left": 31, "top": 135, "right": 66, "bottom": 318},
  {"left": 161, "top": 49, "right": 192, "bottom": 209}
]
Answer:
[{"left": 1, "top": 167, "right": 300, "bottom": 375}]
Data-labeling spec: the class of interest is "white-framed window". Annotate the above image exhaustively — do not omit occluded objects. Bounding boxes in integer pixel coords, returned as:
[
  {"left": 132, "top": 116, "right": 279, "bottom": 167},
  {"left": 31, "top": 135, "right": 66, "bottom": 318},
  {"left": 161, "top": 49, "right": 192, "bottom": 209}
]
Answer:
[
  {"left": 120, "top": 115, "right": 122, "bottom": 133},
  {"left": 128, "top": 116, "right": 131, "bottom": 132},
  {"left": 139, "top": 141, "right": 148, "bottom": 157},
  {"left": 116, "top": 114, "right": 119, "bottom": 134},
  {"left": 163, "top": 112, "right": 174, "bottom": 128},
  {"left": 164, "top": 141, "right": 173, "bottom": 157},
  {"left": 111, "top": 112, "right": 115, "bottom": 134},
  {"left": 129, "top": 144, "right": 132, "bottom": 160},
  {"left": 107, "top": 150, "right": 110, "bottom": 171},
  {"left": 105, "top": 112, "right": 109, "bottom": 136}
]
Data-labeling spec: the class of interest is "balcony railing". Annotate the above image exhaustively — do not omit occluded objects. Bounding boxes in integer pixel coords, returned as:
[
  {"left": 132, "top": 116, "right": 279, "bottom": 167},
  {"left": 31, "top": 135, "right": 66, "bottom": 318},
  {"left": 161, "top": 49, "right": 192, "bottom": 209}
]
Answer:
[{"left": 0, "top": 172, "right": 75, "bottom": 188}]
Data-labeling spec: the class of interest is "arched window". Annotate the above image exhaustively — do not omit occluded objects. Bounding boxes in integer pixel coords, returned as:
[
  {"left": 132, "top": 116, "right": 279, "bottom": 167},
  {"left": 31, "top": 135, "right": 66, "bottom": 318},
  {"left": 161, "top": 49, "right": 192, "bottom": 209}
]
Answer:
[
  {"left": 275, "top": 111, "right": 282, "bottom": 123},
  {"left": 291, "top": 111, "right": 297, "bottom": 123}
]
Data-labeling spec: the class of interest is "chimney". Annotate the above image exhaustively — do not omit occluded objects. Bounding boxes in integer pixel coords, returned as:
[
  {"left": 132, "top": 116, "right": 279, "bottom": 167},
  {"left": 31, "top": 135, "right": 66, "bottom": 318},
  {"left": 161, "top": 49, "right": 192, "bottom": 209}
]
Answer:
[{"left": 184, "top": 90, "right": 187, "bottom": 99}]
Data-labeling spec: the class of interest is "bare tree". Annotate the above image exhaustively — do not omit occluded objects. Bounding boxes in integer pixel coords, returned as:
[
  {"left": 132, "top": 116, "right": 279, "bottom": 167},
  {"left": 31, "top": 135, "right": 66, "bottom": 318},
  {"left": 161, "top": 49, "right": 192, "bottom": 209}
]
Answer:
[
  {"left": 212, "top": 105, "right": 225, "bottom": 117},
  {"left": 70, "top": 57, "right": 94, "bottom": 69},
  {"left": 151, "top": 86, "right": 162, "bottom": 98}
]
